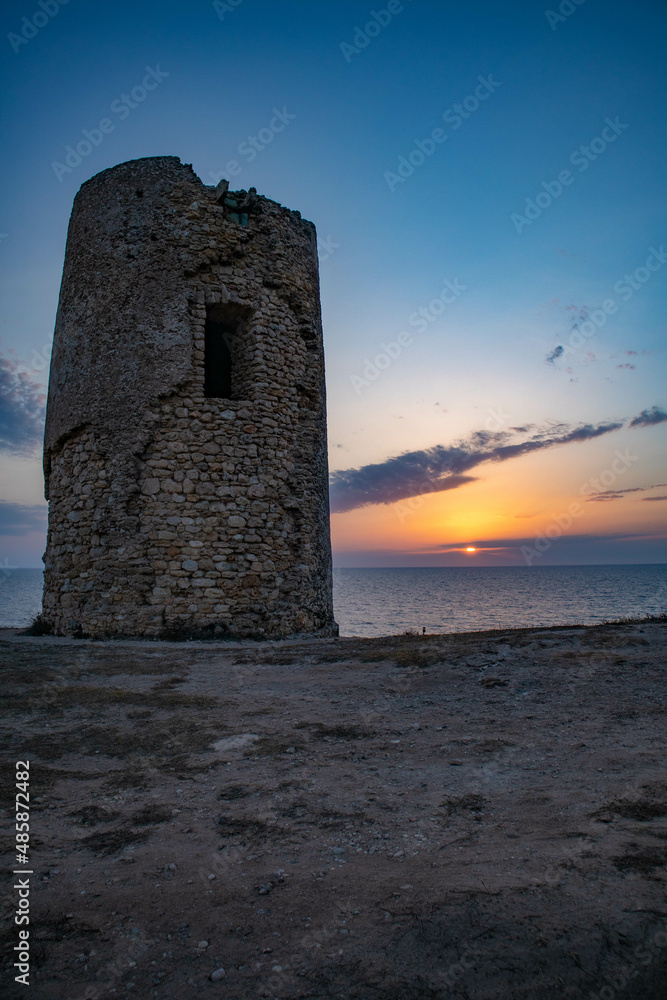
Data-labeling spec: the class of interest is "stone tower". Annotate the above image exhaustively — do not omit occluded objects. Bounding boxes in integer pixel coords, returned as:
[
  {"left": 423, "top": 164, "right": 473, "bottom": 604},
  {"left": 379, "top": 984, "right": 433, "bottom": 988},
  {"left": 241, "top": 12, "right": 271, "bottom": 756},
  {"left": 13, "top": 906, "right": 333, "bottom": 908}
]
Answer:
[{"left": 42, "top": 156, "right": 337, "bottom": 639}]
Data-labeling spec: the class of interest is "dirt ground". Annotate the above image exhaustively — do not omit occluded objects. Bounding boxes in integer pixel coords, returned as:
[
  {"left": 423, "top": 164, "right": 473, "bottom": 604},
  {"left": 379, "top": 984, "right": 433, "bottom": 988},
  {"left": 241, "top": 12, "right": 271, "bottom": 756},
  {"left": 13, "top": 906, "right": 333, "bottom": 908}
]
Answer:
[{"left": 1, "top": 619, "right": 666, "bottom": 1000}]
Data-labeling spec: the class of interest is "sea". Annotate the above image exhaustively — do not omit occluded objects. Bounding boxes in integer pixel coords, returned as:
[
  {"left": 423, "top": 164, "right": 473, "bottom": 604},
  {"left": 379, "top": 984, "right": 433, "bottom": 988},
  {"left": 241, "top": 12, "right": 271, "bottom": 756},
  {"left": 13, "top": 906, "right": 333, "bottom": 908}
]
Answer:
[{"left": 1, "top": 565, "right": 665, "bottom": 637}]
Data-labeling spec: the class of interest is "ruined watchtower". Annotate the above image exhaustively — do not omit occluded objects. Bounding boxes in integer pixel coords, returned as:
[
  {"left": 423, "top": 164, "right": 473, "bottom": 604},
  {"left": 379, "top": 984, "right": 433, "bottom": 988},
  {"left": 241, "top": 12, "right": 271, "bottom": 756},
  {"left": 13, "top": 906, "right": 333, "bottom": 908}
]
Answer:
[{"left": 42, "top": 156, "right": 337, "bottom": 639}]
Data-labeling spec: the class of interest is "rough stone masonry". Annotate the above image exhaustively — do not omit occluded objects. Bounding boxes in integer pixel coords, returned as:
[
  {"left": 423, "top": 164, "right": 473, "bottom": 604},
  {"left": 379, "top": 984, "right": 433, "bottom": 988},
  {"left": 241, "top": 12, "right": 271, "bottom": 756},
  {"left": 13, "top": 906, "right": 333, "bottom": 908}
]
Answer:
[{"left": 41, "top": 156, "right": 337, "bottom": 639}]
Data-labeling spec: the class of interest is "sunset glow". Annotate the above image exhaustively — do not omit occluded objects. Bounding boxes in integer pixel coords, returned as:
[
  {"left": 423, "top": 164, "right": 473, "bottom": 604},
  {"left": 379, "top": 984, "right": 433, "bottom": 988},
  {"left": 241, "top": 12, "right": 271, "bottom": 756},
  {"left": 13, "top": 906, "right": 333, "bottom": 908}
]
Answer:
[
  {"left": 330, "top": 431, "right": 667, "bottom": 567},
  {"left": 0, "top": 2, "right": 665, "bottom": 572}
]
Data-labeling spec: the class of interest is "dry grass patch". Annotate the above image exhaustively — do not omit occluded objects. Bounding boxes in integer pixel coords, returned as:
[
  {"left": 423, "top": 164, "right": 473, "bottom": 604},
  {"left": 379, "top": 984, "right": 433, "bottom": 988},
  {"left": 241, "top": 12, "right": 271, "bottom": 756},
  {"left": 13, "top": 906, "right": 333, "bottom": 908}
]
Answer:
[
  {"left": 131, "top": 804, "right": 173, "bottom": 825},
  {"left": 69, "top": 805, "right": 121, "bottom": 826},
  {"left": 244, "top": 734, "right": 304, "bottom": 757},
  {"left": 612, "top": 848, "right": 667, "bottom": 874},
  {"left": 219, "top": 784, "right": 251, "bottom": 800},
  {"left": 0, "top": 683, "right": 219, "bottom": 713},
  {"left": 217, "top": 815, "right": 279, "bottom": 839},
  {"left": 593, "top": 786, "right": 667, "bottom": 823},
  {"left": 80, "top": 826, "right": 150, "bottom": 855},
  {"left": 103, "top": 768, "right": 150, "bottom": 792},
  {"left": 293, "top": 721, "right": 376, "bottom": 740},
  {"left": 440, "top": 794, "right": 487, "bottom": 816}
]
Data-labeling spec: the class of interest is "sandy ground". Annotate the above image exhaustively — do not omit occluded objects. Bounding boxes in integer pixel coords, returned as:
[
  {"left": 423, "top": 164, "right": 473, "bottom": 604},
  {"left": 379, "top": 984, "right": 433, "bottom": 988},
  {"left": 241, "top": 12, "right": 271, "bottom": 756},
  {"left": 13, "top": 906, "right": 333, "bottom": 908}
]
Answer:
[{"left": 1, "top": 619, "right": 666, "bottom": 1000}]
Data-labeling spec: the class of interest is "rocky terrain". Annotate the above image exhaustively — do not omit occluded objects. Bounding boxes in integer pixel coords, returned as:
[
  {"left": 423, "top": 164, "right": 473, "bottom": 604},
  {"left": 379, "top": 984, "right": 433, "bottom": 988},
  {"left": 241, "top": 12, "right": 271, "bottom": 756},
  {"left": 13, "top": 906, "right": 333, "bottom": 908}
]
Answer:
[{"left": 1, "top": 619, "right": 666, "bottom": 999}]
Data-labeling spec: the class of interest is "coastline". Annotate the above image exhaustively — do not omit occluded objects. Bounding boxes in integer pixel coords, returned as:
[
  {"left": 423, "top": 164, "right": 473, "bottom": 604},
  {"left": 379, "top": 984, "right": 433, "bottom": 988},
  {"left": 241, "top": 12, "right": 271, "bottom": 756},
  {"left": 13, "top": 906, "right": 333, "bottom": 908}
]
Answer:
[{"left": 1, "top": 619, "right": 666, "bottom": 998}]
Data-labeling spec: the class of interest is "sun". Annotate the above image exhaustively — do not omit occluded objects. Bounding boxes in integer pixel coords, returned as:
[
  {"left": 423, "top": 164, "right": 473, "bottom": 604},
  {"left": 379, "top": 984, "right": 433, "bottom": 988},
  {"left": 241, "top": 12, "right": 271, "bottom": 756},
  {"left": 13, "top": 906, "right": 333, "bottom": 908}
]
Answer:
[{"left": 465, "top": 546, "right": 477, "bottom": 553}]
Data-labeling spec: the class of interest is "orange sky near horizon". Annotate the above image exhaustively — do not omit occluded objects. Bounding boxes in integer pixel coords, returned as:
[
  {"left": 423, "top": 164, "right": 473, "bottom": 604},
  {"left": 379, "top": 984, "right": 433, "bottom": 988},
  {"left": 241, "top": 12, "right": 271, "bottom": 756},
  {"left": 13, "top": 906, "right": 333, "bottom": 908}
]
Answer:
[{"left": 330, "top": 429, "right": 667, "bottom": 560}]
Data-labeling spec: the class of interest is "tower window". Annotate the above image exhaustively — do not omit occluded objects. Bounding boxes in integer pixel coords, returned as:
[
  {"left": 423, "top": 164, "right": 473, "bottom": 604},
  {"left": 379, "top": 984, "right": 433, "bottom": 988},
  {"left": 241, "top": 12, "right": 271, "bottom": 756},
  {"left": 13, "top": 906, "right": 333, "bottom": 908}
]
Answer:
[
  {"left": 203, "top": 303, "right": 253, "bottom": 400},
  {"left": 204, "top": 315, "right": 234, "bottom": 398}
]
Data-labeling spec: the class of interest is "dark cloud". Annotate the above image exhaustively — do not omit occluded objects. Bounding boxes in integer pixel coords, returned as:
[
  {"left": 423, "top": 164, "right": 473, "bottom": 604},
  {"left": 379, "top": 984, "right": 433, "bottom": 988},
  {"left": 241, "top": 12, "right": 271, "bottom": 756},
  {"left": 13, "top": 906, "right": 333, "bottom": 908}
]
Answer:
[
  {"left": 587, "top": 483, "right": 667, "bottom": 503},
  {"left": 642, "top": 495, "right": 667, "bottom": 502},
  {"left": 424, "top": 529, "right": 663, "bottom": 552},
  {"left": 0, "top": 501, "right": 47, "bottom": 537},
  {"left": 330, "top": 420, "right": 623, "bottom": 513},
  {"left": 629, "top": 406, "right": 667, "bottom": 428},
  {"left": 346, "top": 529, "right": 667, "bottom": 567},
  {"left": 545, "top": 345, "right": 564, "bottom": 365},
  {"left": 0, "top": 354, "right": 47, "bottom": 455},
  {"left": 587, "top": 493, "right": 626, "bottom": 503}
]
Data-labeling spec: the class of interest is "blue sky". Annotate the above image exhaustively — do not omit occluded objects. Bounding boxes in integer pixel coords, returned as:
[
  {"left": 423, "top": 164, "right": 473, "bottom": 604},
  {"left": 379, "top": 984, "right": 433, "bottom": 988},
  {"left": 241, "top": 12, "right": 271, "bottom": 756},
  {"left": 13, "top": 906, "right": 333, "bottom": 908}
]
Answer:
[{"left": 0, "top": 0, "right": 666, "bottom": 567}]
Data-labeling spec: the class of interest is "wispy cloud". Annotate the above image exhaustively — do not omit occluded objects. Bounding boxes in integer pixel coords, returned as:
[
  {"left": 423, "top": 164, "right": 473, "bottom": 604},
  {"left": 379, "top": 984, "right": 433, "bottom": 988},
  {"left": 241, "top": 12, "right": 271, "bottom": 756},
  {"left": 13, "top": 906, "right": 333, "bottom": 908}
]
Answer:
[
  {"left": 545, "top": 345, "right": 564, "bottom": 364},
  {"left": 423, "top": 529, "right": 666, "bottom": 552},
  {"left": 587, "top": 482, "right": 667, "bottom": 502},
  {"left": 335, "top": 528, "right": 667, "bottom": 567},
  {"left": 0, "top": 353, "right": 47, "bottom": 455},
  {"left": 330, "top": 419, "right": 623, "bottom": 513},
  {"left": 0, "top": 501, "right": 48, "bottom": 536},
  {"left": 629, "top": 406, "right": 667, "bottom": 428}
]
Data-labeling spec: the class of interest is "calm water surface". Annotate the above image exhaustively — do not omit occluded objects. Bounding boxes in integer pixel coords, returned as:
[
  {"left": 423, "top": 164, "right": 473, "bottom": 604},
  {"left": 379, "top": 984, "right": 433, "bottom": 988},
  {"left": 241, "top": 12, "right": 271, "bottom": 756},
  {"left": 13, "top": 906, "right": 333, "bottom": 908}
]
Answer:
[
  {"left": 0, "top": 569, "right": 44, "bottom": 628},
  {"left": 332, "top": 565, "right": 666, "bottom": 637},
  {"left": 1, "top": 565, "right": 665, "bottom": 636}
]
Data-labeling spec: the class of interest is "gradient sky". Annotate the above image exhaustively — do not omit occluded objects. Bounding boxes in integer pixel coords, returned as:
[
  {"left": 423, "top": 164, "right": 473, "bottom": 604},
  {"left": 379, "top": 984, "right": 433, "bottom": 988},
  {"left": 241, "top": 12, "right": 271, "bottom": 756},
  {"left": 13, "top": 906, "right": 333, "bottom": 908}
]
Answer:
[{"left": 0, "top": 0, "right": 666, "bottom": 568}]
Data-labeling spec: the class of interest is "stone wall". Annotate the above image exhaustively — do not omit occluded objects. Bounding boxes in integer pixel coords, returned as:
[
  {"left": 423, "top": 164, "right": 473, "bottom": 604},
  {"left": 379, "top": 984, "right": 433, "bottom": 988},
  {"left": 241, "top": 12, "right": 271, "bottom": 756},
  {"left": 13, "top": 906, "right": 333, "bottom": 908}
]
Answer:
[{"left": 42, "top": 156, "right": 337, "bottom": 639}]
